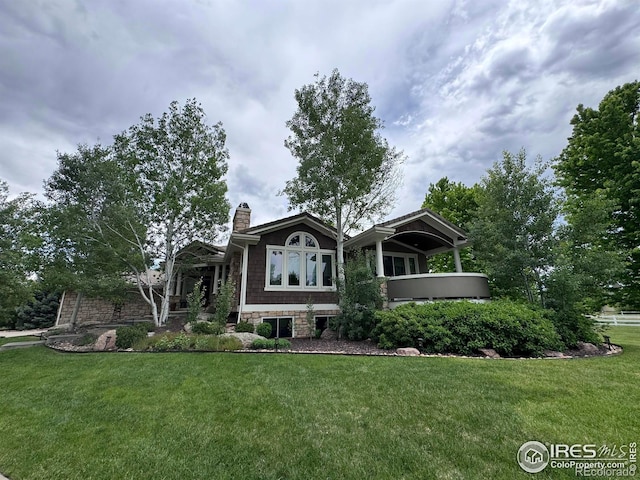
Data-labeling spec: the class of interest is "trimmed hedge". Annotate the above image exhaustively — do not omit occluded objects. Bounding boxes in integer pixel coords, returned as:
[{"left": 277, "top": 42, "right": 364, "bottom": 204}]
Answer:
[
  {"left": 372, "top": 300, "right": 563, "bottom": 357},
  {"left": 256, "top": 322, "right": 272, "bottom": 338},
  {"left": 250, "top": 338, "right": 291, "bottom": 350},
  {"left": 235, "top": 321, "right": 255, "bottom": 333}
]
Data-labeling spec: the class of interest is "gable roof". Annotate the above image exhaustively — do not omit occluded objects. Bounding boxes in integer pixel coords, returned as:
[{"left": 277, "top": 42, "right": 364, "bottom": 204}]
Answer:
[
  {"left": 379, "top": 206, "right": 468, "bottom": 240},
  {"left": 240, "top": 211, "right": 344, "bottom": 240}
]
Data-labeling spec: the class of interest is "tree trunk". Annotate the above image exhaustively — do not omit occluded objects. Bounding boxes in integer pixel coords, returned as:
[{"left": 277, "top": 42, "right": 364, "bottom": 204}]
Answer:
[{"left": 159, "top": 254, "right": 174, "bottom": 326}]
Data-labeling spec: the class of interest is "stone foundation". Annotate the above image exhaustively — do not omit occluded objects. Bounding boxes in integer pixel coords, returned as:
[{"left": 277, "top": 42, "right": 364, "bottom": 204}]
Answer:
[{"left": 239, "top": 309, "right": 340, "bottom": 338}]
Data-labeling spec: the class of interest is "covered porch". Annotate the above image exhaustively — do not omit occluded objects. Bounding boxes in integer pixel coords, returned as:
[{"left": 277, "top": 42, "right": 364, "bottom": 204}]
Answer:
[
  {"left": 345, "top": 207, "right": 490, "bottom": 305},
  {"left": 169, "top": 241, "right": 230, "bottom": 310}
]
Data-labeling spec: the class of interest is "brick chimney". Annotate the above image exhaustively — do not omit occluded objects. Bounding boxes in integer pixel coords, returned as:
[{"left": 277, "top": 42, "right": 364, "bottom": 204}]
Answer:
[{"left": 232, "top": 202, "right": 251, "bottom": 232}]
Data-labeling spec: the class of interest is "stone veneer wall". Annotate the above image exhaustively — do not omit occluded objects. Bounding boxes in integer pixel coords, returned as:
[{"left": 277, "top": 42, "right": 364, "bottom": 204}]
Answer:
[
  {"left": 57, "top": 291, "right": 156, "bottom": 327},
  {"left": 239, "top": 309, "right": 340, "bottom": 338}
]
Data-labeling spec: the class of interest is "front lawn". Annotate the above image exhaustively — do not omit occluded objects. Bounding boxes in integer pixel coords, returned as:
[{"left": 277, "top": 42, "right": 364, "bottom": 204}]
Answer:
[
  {"left": 0, "top": 327, "right": 638, "bottom": 479},
  {"left": 0, "top": 335, "right": 40, "bottom": 347}
]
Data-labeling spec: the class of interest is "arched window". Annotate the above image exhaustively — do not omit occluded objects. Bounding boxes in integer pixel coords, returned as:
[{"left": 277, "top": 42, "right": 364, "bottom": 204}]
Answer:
[{"left": 266, "top": 232, "right": 335, "bottom": 290}]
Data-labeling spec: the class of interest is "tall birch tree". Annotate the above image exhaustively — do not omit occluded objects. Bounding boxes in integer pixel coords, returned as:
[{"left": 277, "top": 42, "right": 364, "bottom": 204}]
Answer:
[
  {"left": 282, "top": 69, "right": 403, "bottom": 295},
  {"left": 46, "top": 99, "right": 230, "bottom": 326}
]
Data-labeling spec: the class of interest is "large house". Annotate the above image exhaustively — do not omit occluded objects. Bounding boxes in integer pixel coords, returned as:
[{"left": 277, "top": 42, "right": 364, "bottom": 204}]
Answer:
[{"left": 55, "top": 203, "right": 490, "bottom": 337}]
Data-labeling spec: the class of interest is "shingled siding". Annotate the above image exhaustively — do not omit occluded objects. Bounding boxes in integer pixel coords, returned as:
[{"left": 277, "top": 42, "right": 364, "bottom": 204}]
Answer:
[
  {"left": 57, "top": 291, "right": 156, "bottom": 327},
  {"left": 245, "top": 223, "right": 339, "bottom": 305}
]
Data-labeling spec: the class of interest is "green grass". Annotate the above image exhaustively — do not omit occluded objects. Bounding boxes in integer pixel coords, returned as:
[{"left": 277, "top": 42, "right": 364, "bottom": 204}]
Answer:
[
  {"left": 0, "top": 335, "right": 40, "bottom": 347},
  {"left": 0, "top": 327, "right": 639, "bottom": 479}
]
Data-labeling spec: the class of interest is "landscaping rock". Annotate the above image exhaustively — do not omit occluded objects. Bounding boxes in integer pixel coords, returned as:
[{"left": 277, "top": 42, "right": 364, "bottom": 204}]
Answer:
[
  {"left": 94, "top": 329, "right": 117, "bottom": 351},
  {"left": 544, "top": 350, "right": 569, "bottom": 358},
  {"left": 576, "top": 342, "right": 599, "bottom": 355},
  {"left": 396, "top": 347, "right": 420, "bottom": 356},
  {"left": 478, "top": 348, "right": 501, "bottom": 358},
  {"left": 220, "top": 332, "right": 264, "bottom": 348},
  {"left": 320, "top": 329, "right": 337, "bottom": 341}
]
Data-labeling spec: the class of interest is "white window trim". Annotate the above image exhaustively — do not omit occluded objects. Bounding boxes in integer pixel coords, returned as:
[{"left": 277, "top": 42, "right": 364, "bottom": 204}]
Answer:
[
  {"left": 382, "top": 251, "right": 420, "bottom": 277},
  {"left": 265, "top": 232, "right": 337, "bottom": 291}
]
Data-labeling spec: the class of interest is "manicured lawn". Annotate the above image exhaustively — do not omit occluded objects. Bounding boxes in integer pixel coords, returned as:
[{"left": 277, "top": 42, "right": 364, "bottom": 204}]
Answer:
[
  {"left": 0, "top": 335, "right": 40, "bottom": 347},
  {"left": 0, "top": 328, "right": 638, "bottom": 480}
]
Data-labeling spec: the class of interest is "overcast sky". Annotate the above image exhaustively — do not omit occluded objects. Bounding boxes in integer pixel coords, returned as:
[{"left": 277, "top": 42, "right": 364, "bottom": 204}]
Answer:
[{"left": 1, "top": 0, "right": 639, "bottom": 231}]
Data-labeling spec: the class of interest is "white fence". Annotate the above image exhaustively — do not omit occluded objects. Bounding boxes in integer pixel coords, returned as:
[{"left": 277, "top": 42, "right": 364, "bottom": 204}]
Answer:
[{"left": 591, "top": 312, "right": 640, "bottom": 326}]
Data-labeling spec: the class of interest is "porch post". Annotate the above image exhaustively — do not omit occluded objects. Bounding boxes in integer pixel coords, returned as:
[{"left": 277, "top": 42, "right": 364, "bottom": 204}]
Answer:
[
  {"left": 221, "top": 264, "right": 226, "bottom": 285},
  {"left": 213, "top": 265, "right": 220, "bottom": 294},
  {"left": 375, "top": 239, "right": 384, "bottom": 278},
  {"left": 176, "top": 271, "right": 183, "bottom": 295},
  {"left": 453, "top": 247, "right": 463, "bottom": 273}
]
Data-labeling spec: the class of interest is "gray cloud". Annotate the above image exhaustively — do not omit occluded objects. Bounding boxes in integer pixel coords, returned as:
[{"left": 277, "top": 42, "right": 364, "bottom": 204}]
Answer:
[{"left": 1, "top": 0, "right": 639, "bottom": 230}]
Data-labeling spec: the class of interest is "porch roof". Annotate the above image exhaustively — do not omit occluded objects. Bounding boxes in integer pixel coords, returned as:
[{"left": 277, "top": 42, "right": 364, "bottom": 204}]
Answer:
[{"left": 344, "top": 207, "right": 469, "bottom": 257}]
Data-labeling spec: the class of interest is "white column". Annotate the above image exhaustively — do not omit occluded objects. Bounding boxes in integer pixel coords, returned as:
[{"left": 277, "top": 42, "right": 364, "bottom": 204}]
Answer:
[
  {"left": 213, "top": 265, "right": 220, "bottom": 294},
  {"left": 221, "top": 264, "right": 226, "bottom": 285},
  {"left": 375, "top": 239, "right": 385, "bottom": 278},
  {"left": 239, "top": 244, "right": 249, "bottom": 317},
  {"left": 176, "top": 271, "right": 183, "bottom": 295},
  {"left": 453, "top": 247, "right": 462, "bottom": 273}
]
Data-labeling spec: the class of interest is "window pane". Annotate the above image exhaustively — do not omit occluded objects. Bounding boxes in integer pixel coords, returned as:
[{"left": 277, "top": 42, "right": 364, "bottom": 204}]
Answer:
[
  {"left": 322, "top": 254, "right": 333, "bottom": 286},
  {"left": 408, "top": 257, "right": 417, "bottom": 275},
  {"left": 277, "top": 317, "right": 293, "bottom": 337},
  {"left": 306, "top": 253, "right": 317, "bottom": 286},
  {"left": 264, "top": 318, "right": 277, "bottom": 338},
  {"left": 305, "top": 235, "right": 316, "bottom": 247},
  {"left": 288, "top": 235, "right": 300, "bottom": 246},
  {"left": 394, "top": 256, "right": 406, "bottom": 276},
  {"left": 270, "top": 251, "right": 283, "bottom": 285},
  {"left": 288, "top": 251, "right": 300, "bottom": 286},
  {"left": 383, "top": 255, "right": 394, "bottom": 277}
]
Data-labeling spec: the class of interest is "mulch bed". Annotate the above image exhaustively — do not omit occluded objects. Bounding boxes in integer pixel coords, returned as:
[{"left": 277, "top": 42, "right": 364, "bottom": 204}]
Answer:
[{"left": 288, "top": 338, "right": 393, "bottom": 355}]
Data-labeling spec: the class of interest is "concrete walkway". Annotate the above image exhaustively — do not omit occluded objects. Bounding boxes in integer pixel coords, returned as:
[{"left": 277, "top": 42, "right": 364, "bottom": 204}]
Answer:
[{"left": 0, "top": 329, "right": 48, "bottom": 338}]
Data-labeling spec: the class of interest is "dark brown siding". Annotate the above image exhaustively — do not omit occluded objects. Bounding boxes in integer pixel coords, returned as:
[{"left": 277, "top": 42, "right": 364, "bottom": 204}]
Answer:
[{"left": 245, "top": 223, "right": 338, "bottom": 305}]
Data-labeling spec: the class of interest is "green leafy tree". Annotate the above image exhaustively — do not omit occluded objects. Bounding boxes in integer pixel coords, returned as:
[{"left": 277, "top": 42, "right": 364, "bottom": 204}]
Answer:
[
  {"left": 46, "top": 99, "right": 230, "bottom": 326},
  {"left": 211, "top": 280, "right": 235, "bottom": 326},
  {"left": 421, "top": 177, "right": 481, "bottom": 272},
  {"left": 470, "top": 149, "right": 559, "bottom": 304},
  {"left": 0, "top": 180, "right": 43, "bottom": 327},
  {"left": 44, "top": 144, "right": 140, "bottom": 303},
  {"left": 332, "top": 250, "right": 384, "bottom": 340},
  {"left": 186, "top": 278, "right": 206, "bottom": 324},
  {"left": 282, "top": 69, "right": 404, "bottom": 295},
  {"left": 554, "top": 81, "right": 640, "bottom": 308}
]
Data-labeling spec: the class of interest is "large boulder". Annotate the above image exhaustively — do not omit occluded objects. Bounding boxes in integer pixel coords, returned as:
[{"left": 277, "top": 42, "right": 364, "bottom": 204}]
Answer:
[
  {"left": 94, "top": 329, "right": 117, "bottom": 351},
  {"left": 220, "top": 332, "right": 263, "bottom": 348},
  {"left": 576, "top": 342, "right": 599, "bottom": 356},
  {"left": 320, "top": 329, "right": 337, "bottom": 340},
  {"left": 396, "top": 347, "right": 420, "bottom": 356},
  {"left": 478, "top": 348, "right": 501, "bottom": 358}
]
